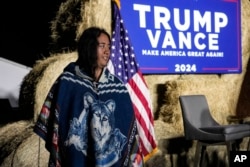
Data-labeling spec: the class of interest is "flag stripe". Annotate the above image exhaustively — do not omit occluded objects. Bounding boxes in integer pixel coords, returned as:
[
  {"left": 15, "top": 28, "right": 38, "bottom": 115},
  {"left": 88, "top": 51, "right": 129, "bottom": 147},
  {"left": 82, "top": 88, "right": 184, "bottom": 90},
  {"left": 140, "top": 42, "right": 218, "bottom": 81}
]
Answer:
[
  {"left": 126, "top": 75, "right": 157, "bottom": 153},
  {"left": 129, "top": 73, "right": 154, "bottom": 124},
  {"left": 133, "top": 114, "right": 153, "bottom": 154},
  {"left": 127, "top": 79, "right": 153, "bottom": 127},
  {"left": 109, "top": 1, "right": 157, "bottom": 159}
]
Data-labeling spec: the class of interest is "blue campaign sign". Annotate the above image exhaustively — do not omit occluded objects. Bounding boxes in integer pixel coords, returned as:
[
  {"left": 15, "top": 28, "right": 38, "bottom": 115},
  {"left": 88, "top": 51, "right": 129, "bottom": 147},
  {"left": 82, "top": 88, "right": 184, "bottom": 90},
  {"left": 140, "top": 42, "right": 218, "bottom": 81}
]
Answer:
[{"left": 120, "top": 0, "right": 242, "bottom": 74}]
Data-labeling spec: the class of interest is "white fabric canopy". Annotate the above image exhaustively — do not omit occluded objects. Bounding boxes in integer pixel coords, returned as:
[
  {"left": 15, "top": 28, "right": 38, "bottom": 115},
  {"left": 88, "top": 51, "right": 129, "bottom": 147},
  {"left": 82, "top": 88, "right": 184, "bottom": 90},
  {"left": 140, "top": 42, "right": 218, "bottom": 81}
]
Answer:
[{"left": 0, "top": 57, "right": 31, "bottom": 107}]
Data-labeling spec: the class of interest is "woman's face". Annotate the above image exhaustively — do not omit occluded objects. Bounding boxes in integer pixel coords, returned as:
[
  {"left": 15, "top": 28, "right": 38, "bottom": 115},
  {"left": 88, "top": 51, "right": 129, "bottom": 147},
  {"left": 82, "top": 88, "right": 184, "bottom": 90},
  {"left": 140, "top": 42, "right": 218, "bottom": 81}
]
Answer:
[{"left": 96, "top": 33, "right": 111, "bottom": 69}]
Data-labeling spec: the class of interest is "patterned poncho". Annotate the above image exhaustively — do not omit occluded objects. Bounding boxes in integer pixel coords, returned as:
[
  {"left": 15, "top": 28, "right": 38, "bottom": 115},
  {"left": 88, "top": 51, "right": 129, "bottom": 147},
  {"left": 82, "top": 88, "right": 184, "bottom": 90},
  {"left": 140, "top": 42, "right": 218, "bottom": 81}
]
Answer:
[{"left": 34, "top": 62, "right": 143, "bottom": 167}]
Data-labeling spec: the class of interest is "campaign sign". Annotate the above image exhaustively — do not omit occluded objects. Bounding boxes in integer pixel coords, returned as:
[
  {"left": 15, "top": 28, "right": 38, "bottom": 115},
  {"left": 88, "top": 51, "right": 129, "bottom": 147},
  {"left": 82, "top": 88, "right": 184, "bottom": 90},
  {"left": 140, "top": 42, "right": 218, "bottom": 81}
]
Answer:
[{"left": 120, "top": 0, "right": 242, "bottom": 74}]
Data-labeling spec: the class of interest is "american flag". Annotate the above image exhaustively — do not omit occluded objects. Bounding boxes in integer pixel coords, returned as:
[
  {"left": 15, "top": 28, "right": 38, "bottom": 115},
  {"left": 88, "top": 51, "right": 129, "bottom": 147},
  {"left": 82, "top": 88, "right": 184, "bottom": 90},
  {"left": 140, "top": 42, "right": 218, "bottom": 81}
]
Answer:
[{"left": 108, "top": 1, "right": 158, "bottom": 161}]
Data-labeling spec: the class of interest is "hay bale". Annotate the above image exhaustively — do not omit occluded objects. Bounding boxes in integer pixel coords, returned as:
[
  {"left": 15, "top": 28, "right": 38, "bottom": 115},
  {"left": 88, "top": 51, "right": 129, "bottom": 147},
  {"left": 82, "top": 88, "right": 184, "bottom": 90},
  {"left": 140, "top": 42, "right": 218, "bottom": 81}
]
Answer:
[
  {"left": 50, "top": 0, "right": 82, "bottom": 53},
  {"left": 0, "top": 121, "right": 34, "bottom": 166},
  {"left": 153, "top": 75, "right": 250, "bottom": 167},
  {"left": 19, "top": 55, "right": 59, "bottom": 120},
  {"left": 0, "top": 133, "right": 49, "bottom": 167},
  {"left": 77, "top": 0, "right": 111, "bottom": 37},
  {"left": 19, "top": 52, "right": 78, "bottom": 122},
  {"left": 3, "top": 52, "right": 77, "bottom": 167},
  {"left": 155, "top": 77, "right": 236, "bottom": 139}
]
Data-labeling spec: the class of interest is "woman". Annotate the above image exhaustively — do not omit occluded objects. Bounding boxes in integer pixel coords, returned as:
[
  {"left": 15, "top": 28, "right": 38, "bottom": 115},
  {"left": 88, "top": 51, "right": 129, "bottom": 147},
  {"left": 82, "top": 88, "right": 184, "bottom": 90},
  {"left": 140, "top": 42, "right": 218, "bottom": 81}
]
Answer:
[{"left": 34, "top": 27, "right": 144, "bottom": 167}]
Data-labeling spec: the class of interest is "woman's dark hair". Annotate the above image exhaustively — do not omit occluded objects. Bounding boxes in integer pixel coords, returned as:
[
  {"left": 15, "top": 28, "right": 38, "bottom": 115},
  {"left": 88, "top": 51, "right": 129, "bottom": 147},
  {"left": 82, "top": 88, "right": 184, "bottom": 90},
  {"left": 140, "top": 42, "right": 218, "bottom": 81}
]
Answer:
[{"left": 76, "top": 27, "right": 111, "bottom": 79}]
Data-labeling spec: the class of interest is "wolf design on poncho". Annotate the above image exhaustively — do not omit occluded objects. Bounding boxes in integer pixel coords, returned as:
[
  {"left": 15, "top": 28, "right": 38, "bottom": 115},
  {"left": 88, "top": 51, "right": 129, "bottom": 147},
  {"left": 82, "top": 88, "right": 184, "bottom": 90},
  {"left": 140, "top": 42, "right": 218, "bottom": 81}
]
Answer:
[
  {"left": 64, "top": 92, "right": 127, "bottom": 165},
  {"left": 34, "top": 62, "right": 143, "bottom": 167}
]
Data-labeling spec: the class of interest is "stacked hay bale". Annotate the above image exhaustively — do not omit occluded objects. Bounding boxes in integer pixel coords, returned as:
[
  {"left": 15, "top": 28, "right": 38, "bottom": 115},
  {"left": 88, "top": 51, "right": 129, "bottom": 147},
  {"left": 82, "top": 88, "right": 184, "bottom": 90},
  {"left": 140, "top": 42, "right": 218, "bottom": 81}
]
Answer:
[
  {"left": 0, "top": 53, "right": 77, "bottom": 167},
  {"left": 1, "top": 0, "right": 250, "bottom": 166},
  {"left": 0, "top": 121, "right": 49, "bottom": 167},
  {"left": 20, "top": 52, "right": 78, "bottom": 122},
  {"left": 151, "top": 76, "right": 249, "bottom": 167},
  {"left": 0, "top": 133, "right": 49, "bottom": 167},
  {"left": 0, "top": 0, "right": 112, "bottom": 166}
]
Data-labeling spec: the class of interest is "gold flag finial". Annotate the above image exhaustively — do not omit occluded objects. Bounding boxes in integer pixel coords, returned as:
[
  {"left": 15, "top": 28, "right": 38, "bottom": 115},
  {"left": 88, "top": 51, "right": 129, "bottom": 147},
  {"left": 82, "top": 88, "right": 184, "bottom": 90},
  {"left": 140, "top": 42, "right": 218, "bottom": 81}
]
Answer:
[{"left": 112, "top": 0, "right": 121, "bottom": 9}]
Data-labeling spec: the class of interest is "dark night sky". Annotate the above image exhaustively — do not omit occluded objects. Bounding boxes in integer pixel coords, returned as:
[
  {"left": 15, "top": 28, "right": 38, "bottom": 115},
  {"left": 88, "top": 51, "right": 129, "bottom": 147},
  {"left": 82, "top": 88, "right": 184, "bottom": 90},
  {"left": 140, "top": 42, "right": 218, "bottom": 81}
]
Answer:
[{"left": 1, "top": 1, "right": 62, "bottom": 67}]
